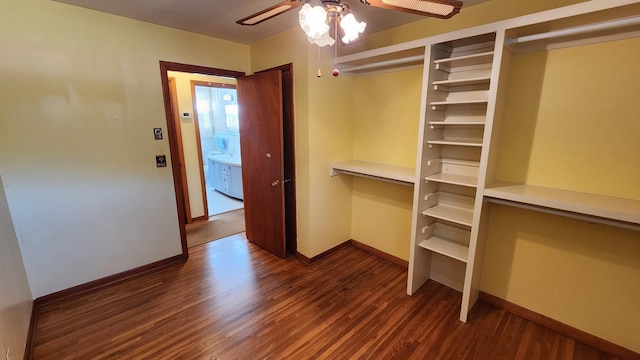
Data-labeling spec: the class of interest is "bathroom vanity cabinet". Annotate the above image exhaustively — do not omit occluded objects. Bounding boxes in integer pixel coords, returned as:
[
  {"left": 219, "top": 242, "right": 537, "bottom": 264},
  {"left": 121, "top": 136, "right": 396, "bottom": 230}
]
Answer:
[{"left": 209, "top": 156, "right": 243, "bottom": 200}]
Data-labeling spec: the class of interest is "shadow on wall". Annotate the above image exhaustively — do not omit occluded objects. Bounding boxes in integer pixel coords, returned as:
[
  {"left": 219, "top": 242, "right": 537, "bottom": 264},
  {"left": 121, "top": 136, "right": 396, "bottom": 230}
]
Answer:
[
  {"left": 494, "top": 50, "right": 547, "bottom": 184},
  {"left": 480, "top": 203, "right": 640, "bottom": 352}
]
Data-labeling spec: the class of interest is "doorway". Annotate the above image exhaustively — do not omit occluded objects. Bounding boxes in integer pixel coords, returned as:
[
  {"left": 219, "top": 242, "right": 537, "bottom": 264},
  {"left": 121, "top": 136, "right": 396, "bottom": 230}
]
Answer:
[
  {"left": 159, "top": 61, "right": 297, "bottom": 259},
  {"left": 192, "top": 81, "right": 244, "bottom": 217}
]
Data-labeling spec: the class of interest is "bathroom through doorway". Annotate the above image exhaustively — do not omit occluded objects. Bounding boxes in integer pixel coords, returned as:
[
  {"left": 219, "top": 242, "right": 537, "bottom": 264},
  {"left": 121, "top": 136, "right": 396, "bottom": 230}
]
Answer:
[{"left": 193, "top": 81, "right": 244, "bottom": 217}]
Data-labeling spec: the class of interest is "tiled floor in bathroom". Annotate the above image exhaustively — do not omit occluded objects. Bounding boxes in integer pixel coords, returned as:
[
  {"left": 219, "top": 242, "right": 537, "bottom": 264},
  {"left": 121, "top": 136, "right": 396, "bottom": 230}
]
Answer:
[{"left": 207, "top": 187, "right": 243, "bottom": 216}]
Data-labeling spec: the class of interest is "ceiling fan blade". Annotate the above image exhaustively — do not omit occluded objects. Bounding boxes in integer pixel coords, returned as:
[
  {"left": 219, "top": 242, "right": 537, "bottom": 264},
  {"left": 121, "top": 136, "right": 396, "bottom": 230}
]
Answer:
[
  {"left": 359, "top": 0, "right": 463, "bottom": 19},
  {"left": 236, "top": 0, "right": 304, "bottom": 26}
]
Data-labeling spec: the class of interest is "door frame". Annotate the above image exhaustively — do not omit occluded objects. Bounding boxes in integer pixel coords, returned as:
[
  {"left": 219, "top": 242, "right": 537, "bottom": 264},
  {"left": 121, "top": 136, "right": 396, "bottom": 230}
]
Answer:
[
  {"left": 159, "top": 61, "right": 245, "bottom": 259},
  {"left": 168, "top": 77, "right": 193, "bottom": 223}
]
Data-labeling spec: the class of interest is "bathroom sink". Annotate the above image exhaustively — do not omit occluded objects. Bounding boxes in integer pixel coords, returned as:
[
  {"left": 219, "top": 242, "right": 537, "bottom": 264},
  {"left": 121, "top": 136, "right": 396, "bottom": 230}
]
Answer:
[{"left": 207, "top": 153, "right": 241, "bottom": 166}]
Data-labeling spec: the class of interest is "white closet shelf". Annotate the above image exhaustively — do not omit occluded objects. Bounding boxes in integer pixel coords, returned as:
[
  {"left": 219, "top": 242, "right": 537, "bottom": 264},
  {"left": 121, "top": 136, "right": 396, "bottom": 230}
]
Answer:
[
  {"left": 434, "top": 51, "right": 495, "bottom": 66},
  {"left": 330, "top": 160, "right": 415, "bottom": 186},
  {"left": 422, "top": 204, "right": 474, "bottom": 227},
  {"left": 428, "top": 138, "right": 483, "bottom": 147},
  {"left": 484, "top": 183, "right": 640, "bottom": 227},
  {"left": 419, "top": 237, "right": 469, "bottom": 263},
  {"left": 340, "top": 55, "right": 424, "bottom": 75},
  {"left": 507, "top": 13, "right": 640, "bottom": 54},
  {"left": 334, "top": 46, "right": 425, "bottom": 76},
  {"left": 426, "top": 173, "right": 478, "bottom": 187},
  {"left": 427, "top": 158, "right": 480, "bottom": 167},
  {"left": 429, "top": 121, "right": 486, "bottom": 126},
  {"left": 432, "top": 76, "right": 491, "bottom": 87},
  {"left": 430, "top": 100, "right": 488, "bottom": 107}
]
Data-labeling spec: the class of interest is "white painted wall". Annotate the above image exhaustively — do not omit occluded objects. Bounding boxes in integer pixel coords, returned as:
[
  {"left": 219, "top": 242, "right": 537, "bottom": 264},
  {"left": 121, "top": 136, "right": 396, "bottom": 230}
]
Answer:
[
  {"left": 0, "top": 0, "right": 250, "bottom": 298},
  {"left": 0, "top": 176, "right": 32, "bottom": 360}
]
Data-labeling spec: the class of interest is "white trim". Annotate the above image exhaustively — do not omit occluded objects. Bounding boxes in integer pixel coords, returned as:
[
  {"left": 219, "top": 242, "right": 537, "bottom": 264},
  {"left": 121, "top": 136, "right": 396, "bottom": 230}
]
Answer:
[{"left": 507, "top": 15, "right": 640, "bottom": 44}]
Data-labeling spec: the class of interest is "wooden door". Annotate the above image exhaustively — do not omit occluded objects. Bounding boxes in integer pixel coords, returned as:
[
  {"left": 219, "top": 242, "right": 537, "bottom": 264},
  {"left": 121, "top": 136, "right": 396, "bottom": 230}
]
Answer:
[{"left": 237, "top": 70, "right": 286, "bottom": 258}]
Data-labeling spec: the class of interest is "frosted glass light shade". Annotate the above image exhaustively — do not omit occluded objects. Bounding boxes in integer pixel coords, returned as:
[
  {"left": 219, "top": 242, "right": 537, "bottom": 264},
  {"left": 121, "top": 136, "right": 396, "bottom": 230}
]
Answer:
[
  {"left": 340, "top": 13, "right": 366, "bottom": 44},
  {"left": 309, "top": 31, "right": 336, "bottom": 47},
  {"left": 299, "top": 4, "right": 330, "bottom": 39}
]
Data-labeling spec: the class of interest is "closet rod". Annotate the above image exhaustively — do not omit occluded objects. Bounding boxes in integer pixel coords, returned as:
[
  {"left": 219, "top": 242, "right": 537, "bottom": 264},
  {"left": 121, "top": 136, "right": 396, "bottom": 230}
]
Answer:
[
  {"left": 332, "top": 169, "right": 414, "bottom": 187},
  {"left": 485, "top": 197, "right": 640, "bottom": 232},
  {"left": 507, "top": 15, "right": 640, "bottom": 44},
  {"left": 341, "top": 55, "right": 424, "bottom": 73}
]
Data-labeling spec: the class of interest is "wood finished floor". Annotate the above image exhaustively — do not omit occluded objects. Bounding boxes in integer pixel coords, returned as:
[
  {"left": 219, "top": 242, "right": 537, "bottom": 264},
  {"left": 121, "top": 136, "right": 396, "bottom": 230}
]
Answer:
[{"left": 32, "top": 233, "right": 622, "bottom": 360}]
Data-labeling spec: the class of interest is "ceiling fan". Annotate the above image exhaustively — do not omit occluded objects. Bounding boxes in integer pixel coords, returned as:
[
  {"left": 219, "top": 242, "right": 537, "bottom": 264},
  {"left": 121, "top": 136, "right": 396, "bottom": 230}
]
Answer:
[
  {"left": 236, "top": 0, "right": 463, "bottom": 76},
  {"left": 236, "top": 0, "right": 463, "bottom": 27}
]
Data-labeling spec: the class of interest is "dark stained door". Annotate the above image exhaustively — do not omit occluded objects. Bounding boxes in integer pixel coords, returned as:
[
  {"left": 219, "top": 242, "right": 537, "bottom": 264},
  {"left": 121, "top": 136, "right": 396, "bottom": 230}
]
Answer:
[{"left": 237, "top": 70, "right": 286, "bottom": 258}]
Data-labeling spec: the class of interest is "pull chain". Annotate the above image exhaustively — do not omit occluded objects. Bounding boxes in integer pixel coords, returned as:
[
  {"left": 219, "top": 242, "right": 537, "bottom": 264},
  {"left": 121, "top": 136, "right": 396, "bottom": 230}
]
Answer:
[
  {"left": 317, "top": 46, "right": 322, "bottom": 77},
  {"left": 332, "top": 22, "right": 340, "bottom": 77}
]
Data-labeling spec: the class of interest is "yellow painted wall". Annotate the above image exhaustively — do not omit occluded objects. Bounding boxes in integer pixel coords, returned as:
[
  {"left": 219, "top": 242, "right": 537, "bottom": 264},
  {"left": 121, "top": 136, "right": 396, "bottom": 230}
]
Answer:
[
  {"left": 483, "top": 205, "right": 640, "bottom": 352},
  {"left": 167, "top": 72, "right": 236, "bottom": 219},
  {"left": 495, "top": 38, "right": 640, "bottom": 198},
  {"left": 0, "top": 0, "right": 250, "bottom": 298},
  {"left": 250, "top": 29, "right": 356, "bottom": 257},
  {"left": 306, "top": 64, "right": 356, "bottom": 256},
  {"left": 351, "top": 69, "right": 422, "bottom": 260},
  {"left": 482, "top": 37, "right": 640, "bottom": 352}
]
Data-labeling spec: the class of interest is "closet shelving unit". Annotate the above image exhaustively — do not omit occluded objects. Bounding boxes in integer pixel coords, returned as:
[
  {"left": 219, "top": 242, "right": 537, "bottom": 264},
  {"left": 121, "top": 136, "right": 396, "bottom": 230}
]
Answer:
[
  {"left": 481, "top": 4, "right": 640, "bottom": 234},
  {"left": 483, "top": 184, "right": 640, "bottom": 231},
  {"left": 329, "top": 43, "right": 427, "bottom": 186},
  {"left": 335, "top": 46, "right": 425, "bottom": 77},
  {"left": 409, "top": 31, "right": 502, "bottom": 322},
  {"left": 331, "top": 0, "right": 640, "bottom": 324},
  {"left": 330, "top": 160, "right": 415, "bottom": 186}
]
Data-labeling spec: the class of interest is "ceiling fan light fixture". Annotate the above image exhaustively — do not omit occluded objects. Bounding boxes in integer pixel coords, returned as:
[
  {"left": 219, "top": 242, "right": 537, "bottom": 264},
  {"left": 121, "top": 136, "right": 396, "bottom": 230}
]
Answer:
[
  {"left": 299, "top": 4, "right": 331, "bottom": 39},
  {"left": 340, "top": 13, "right": 367, "bottom": 44},
  {"left": 299, "top": 3, "right": 337, "bottom": 46},
  {"left": 310, "top": 31, "right": 337, "bottom": 47}
]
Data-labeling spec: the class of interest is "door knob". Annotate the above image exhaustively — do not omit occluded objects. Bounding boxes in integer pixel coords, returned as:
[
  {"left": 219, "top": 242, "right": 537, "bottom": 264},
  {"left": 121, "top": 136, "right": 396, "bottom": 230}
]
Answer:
[{"left": 271, "top": 179, "right": 292, "bottom": 187}]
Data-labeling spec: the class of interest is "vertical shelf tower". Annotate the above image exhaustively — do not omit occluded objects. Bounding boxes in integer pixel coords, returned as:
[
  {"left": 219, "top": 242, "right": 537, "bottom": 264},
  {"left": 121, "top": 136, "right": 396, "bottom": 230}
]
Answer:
[{"left": 408, "top": 32, "right": 503, "bottom": 322}]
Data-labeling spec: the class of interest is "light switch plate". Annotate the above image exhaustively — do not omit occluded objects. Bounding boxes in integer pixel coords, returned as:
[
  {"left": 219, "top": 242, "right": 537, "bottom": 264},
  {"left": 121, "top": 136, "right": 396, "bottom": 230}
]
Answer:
[
  {"left": 153, "top": 128, "right": 163, "bottom": 140},
  {"left": 156, "top": 155, "right": 167, "bottom": 168}
]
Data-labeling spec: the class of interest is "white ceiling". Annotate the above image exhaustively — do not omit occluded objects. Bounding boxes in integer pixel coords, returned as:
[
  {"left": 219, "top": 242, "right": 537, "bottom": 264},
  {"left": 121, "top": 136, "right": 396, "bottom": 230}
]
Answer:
[{"left": 53, "top": 0, "right": 486, "bottom": 45}]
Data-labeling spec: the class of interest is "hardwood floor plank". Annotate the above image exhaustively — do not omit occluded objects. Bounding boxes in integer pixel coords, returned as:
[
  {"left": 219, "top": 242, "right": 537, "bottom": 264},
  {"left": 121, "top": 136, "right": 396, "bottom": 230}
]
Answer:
[{"left": 30, "top": 233, "right": 631, "bottom": 359}]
